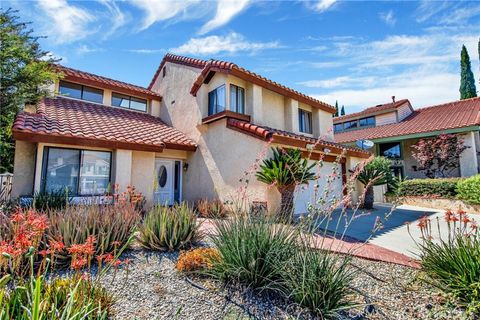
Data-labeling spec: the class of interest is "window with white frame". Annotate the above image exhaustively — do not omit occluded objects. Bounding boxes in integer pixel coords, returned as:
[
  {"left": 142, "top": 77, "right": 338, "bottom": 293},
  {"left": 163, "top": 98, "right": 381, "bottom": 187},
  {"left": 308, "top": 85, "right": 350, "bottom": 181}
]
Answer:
[{"left": 298, "top": 108, "right": 313, "bottom": 134}]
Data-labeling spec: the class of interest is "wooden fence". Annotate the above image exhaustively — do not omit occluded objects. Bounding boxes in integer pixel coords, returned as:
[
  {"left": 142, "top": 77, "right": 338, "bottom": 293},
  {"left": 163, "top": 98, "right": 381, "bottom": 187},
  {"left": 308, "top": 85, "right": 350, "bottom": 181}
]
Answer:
[{"left": 0, "top": 173, "right": 13, "bottom": 202}]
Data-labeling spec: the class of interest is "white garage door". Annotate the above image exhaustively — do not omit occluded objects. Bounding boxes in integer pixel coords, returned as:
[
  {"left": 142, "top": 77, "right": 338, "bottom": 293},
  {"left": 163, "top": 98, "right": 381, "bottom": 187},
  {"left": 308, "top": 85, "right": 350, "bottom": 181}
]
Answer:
[{"left": 294, "top": 161, "right": 344, "bottom": 216}]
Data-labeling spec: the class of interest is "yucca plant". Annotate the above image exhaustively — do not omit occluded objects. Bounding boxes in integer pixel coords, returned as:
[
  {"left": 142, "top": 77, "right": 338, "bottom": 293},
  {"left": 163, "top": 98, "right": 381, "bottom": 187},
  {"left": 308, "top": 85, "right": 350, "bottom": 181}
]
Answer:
[
  {"left": 256, "top": 147, "right": 315, "bottom": 221},
  {"left": 282, "top": 248, "right": 356, "bottom": 318},
  {"left": 355, "top": 156, "right": 393, "bottom": 209},
  {"left": 138, "top": 203, "right": 201, "bottom": 251},
  {"left": 415, "top": 210, "right": 480, "bottom": 315},
  {"left": 208, "top": 215, "right": 297, "bottom": 290},
  {"left": 45, "top": 202, "right": 140, "bottom": 268}
]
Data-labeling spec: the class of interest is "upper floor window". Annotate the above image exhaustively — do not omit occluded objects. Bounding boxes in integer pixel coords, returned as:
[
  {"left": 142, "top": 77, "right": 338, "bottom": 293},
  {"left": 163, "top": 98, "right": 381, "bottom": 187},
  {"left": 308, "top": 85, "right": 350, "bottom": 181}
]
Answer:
[
  {"left": 298, "top": 108, "right": 313, "bottom": 134},
  {"left": 343, "top": 120, "right": 357, "bottom": 130},
  {"left": 59, "top": 80, "right": 103, "bottom": 104},
  {"left": 111, "top": 93, "right": 147, "bottom": 112},
  {"left": 379, "top": 142, "right": 401, "bottom": 159},
  {"left": 230, "top": 84, "right": 245, "bottom": 114},
  {"left": 334, "top": 123, "right": 343, "bottom": 133},
  {"left": 208, "top": 85, "right": 226, "bottom": 116},
  {"left": 359, "top": 116, "right": 375, "bottom": 127}
]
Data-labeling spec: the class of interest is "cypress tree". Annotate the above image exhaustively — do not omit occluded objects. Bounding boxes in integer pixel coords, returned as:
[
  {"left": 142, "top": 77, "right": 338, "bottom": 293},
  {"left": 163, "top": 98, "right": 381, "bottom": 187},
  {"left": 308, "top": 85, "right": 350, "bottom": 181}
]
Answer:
[
  {"left": 459, "top": 45, "right": 477, "bottom": 99},
  {"left": 334, "top": 100, "right": 339, "bottom": 117},
  {"left": 340, "top": 105, "right": 345, "bottom": 116}
]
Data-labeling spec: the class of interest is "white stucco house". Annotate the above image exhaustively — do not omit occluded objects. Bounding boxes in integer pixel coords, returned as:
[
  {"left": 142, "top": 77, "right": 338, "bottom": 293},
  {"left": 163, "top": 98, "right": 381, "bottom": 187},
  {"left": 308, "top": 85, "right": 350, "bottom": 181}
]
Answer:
[{"left": 11, "top": 53, "right": 369, "bottom": 213}]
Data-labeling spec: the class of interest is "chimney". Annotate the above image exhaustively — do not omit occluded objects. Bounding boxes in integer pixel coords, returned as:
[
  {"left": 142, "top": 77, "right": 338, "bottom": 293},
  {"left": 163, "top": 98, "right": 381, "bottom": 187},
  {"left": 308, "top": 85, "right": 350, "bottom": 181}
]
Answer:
[{"left": 392, "top": 96, "right": 396, "bottom": 103}]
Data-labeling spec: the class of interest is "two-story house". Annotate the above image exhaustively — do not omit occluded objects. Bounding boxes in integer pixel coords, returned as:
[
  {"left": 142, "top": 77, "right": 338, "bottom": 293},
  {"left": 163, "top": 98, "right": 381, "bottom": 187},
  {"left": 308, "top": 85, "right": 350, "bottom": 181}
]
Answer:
[
  {"left": 334, "top": 97, "right": 480, "bottom": 180},
  {"left": 11, "top": 53, "right": 369, "bottom": 214}
]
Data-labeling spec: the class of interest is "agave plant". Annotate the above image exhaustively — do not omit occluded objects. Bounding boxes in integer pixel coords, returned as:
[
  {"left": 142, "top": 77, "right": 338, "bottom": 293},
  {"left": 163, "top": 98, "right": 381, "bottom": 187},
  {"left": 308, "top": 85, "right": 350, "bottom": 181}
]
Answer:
[
  {"left": 256, "top": 147, "right": 315, "bottom": 221},
  {"left": 355, "top": 156, "right": 393, "bottom": 209}
]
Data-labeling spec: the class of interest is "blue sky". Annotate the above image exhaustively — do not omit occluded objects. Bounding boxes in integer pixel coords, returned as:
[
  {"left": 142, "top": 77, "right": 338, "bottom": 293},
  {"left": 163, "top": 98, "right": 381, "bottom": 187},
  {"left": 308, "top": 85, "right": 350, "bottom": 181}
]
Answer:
[{"left": 5, "top": 0, "right": 480, "bottom": 113}]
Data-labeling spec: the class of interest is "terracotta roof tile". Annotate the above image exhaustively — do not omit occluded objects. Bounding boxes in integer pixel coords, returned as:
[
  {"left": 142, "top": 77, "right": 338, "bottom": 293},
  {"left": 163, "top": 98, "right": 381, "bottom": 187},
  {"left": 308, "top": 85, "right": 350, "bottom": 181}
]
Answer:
[
  {"left": 334, "top": 97, "right": 480, "bottom": 143},
  {"left": 226, "top": 118, "right": 370, "bottom": 158},
  {"left": 54, "top": 64, "right": 161, "bottom": 100},
  {"left": 333, "top": 99, "right": 410, "bottom": 123},
  {"left": 150, "top": 53, "right": 335, "bottom": 113},
  {"left": 13, "top": 97, "right": 196, "bottom": 152}
]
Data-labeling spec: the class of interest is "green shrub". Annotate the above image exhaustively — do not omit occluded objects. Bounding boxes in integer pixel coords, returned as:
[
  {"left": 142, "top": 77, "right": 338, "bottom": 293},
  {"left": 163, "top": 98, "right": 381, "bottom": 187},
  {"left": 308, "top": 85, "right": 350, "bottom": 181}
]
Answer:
[
  {"left": 397, "top": 178, "right": 462, "bottom": 198},
  {"left": 416, "top": 211, "right": 480, "bottom": 315},
  {"left": 138, "top": 203, "right": 201, "bottom": 251},
  {"left": 457, "top": 175, "right": 480, "bottom": 205},
  {"left": 282, "top": 249, "right": 356, "bottom": 318},
  {"left": 208, "top": 215, "right": 296, "bottom": 290},
  {"left": 45, "top": 202, "right": 140, "bottom": 268},
  {"left": 32, "top": 190, "right": 71, "bottom": 211}
]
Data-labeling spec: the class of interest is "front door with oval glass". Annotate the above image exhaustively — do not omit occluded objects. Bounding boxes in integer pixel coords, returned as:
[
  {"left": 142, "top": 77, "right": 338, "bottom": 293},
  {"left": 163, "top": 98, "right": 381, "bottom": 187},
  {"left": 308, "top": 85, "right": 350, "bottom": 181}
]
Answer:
[{"left": 154, "top": 159, "right": 176, "bottom": 206}]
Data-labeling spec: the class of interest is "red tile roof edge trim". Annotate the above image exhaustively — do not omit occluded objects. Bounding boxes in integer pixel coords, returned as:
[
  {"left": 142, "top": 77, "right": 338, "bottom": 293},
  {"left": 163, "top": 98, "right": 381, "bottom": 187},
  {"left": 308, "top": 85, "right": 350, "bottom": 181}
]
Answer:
[
  {"left": 226, "top": 118, "right": 370, "bottom": 158},
  {"left": 54, "top": 64, "right": 162, "bottom": 100},
  {"left": 333, "top": 99, "right": 410, "bottom": 123},
  {"left": 151, "top": 53, "right": 335, "bottom": 113}
]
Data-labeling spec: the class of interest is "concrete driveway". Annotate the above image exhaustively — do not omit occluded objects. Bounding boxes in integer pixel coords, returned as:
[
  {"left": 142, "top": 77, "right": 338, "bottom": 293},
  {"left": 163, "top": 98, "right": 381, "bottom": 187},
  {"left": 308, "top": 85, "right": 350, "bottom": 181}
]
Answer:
[{"left": 312, "top": 203, "right": 457, "bottom": 258}]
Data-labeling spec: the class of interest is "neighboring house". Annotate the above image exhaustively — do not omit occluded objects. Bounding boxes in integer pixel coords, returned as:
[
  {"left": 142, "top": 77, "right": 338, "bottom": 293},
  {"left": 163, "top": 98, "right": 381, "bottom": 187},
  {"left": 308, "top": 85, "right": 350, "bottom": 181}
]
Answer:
[
  {"left": 334, "top": 97, "right": 480, "bottom": 179},
  {"left": 11, "top": 54, "right": 369, "bottom": 213}
]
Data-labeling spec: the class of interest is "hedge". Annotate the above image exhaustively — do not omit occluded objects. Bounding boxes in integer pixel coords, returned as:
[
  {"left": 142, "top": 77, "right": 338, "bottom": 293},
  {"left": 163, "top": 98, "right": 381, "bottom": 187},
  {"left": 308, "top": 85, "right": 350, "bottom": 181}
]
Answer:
[
  {"left": 397, "top": 178, "right": 463, "bottom": 198},
  {"left": 457, "top": 175, "right": 480, "bottom": 205}
]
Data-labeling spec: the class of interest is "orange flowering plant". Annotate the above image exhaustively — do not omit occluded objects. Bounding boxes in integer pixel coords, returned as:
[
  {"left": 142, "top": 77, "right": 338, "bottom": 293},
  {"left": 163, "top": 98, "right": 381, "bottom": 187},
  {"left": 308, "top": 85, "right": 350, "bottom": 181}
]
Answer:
[{"left": 176, "top": 247, "right": 220, "bottom": 272}]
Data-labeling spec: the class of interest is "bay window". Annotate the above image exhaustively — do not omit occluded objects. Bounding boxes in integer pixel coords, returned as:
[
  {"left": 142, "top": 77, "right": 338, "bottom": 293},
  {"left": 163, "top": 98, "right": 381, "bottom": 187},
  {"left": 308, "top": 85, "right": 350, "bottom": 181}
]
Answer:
[{"left": 42, "top": 147, "right": 111, "bottom": 195}]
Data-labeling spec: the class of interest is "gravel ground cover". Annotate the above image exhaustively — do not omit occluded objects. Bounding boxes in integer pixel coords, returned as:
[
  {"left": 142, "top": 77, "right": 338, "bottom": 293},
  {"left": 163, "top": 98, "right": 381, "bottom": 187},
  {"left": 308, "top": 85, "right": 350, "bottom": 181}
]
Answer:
[{"left": 99, "top": 247, "right": 466, "bottom": 320}]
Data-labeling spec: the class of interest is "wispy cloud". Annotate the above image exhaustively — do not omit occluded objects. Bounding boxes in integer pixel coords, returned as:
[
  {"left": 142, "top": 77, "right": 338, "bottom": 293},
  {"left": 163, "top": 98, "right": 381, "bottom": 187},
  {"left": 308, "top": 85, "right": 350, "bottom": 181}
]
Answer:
[
  {"left": 415, "top": 0, "right": 480, "bottom": 25},
  {"left": 313, "top": 0, "right": 337, "bottom": 13},
  {"left": 171, "top": 32, "right": 280, "bottom": 56},
  {"left": 299, "top": 76, "right": 376, "bottom": 89},
  {"left": 130, "top": 0, "right": 200, "bottom": 30},
  {"left": 99, "top": 0, "right": 127, "bottom": 38},
  {"left": 379, "top": 10, "right": 396, "bottom": 27},
  {"left": 76, "top": 45, "right": 104, "bottom": 55},
  {"left": 37, "top": 0, "right": 95, "bottom": 44},
  {"left": 199, "top": 0, "right": 251, "bottom": 35},
  {"left": 126, "top": 48, "right": 166, "bottom": 54}
]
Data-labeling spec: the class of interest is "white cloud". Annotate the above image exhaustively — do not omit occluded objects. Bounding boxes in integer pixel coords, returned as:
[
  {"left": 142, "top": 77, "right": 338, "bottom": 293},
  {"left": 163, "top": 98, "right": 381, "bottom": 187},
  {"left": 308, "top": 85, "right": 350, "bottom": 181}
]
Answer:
[
  {"left": 199, "top": 0, "right": 251, "bottom": 35},
  {"left": 99, "top": 0, "right": 127, "bottom": 38},
  {"left": 76, "top": 45, "right": 104, "bottom": 55},
  {"left": 126, "top": 49, "right": 166, "bottom": 54},
  {"left": 379, "top": 10, "right": 396, "bottom": 27},
  {"left": 438, "top": 6, "right": 480, "bottom": 25},
  {"left": 171, "top": 32, "right": 280, "bottom": 56},
  {"left": 37, "top": 0, "right": 95, "bottom": 44},
  {"left": 298, "top": 76, "right": 376, "bottom": 89},
  {"left": 130, "top": 0, "right": 200, "bottom": 30},
  {"left": 313, "top": 0, "right": 337, "bottom": 13},
  {"left": 312, "top": 70, "right": 459, "bottom": 111}
]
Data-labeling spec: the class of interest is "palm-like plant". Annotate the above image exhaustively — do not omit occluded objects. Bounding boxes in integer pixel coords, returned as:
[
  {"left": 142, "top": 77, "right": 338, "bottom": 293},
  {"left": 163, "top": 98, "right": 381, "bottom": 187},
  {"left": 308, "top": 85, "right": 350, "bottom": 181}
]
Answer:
[
  {"left": 256, "top": 147, "right": 316, "bottom": 221},
  {"left": 356, "top": 157, "right": 393, "bottom": 209}
]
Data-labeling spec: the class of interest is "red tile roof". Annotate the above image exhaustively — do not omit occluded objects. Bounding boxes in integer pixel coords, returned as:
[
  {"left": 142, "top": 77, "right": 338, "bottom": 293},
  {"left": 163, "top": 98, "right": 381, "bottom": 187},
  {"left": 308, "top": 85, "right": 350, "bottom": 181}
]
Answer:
[
  {"left": 334, "top": 97, "right": 480, "bottom": 143},
  {"left": 226, "top": 118, "right": 370, "bottom": 158},
  {"left": 333, "top": 99, "right": 410, "bottom": 123},
  {"left": 150, "top": 53, "right": 336, "bottom": 113},
  {"left": 12, "top": 97, "right": 197, "bottom": 152},
  {"left": 54, "top": 65, "right": 161, "bottom": 100}
]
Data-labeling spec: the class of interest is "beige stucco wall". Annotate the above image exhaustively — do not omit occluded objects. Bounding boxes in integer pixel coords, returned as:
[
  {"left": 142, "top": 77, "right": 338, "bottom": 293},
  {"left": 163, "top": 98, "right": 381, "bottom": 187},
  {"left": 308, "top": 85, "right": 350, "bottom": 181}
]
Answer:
[
  {"left": 260, "top": 89, "right": 285, "bottom": 129},
  {"left": 11, "top": 140, "right": 36, "bottom": 197},
  {"left": 131, "top": 151, "right": 155, "bottom": 205},
  {"left": 375, "top": 111, "right": 397, "bottom": 126},
  {"left": 459, "top": 131, "right": 479, "bottom": 177}
]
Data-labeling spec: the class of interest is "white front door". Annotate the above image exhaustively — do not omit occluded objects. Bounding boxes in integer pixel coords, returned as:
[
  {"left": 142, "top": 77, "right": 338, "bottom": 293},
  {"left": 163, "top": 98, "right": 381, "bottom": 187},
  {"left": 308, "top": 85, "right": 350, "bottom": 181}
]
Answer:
[{"left": 154, "top": 159, "right": 174, "bottom": 206}]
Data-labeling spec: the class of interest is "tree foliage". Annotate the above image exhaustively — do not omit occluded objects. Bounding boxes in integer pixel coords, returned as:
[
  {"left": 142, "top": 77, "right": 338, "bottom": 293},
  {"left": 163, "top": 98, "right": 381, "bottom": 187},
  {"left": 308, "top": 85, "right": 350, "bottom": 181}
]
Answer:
[
  {"left": 411, "top": 134, "right": 468, "bottom": 179},
  {"left": 459, "top": 45, "right": 477, "bottom": 100},
  {"left": 340, "top": 105, "right": 345, "bottom": 116},
  {"left": 256, "top": 147, "right": 316, "bottom": 220},
  {"left": 334, "top": 100, "right": 339, "bottom": 117},
  {"left": 355, "top": 156, "right": 393, "bottom": 209},
  {"left": 0, "top": 8, "right": 59, "bottom": 172}
]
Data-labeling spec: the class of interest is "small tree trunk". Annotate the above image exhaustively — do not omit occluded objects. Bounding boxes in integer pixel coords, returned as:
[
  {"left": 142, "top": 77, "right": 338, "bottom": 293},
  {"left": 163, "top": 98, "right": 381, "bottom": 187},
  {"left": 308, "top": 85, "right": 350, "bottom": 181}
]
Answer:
[
  {"left": 362, "top": 185, "right": 374, "bottom": 210},
  {"left": 278, "top": 184, "right": 296, "bottom": 222}
]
